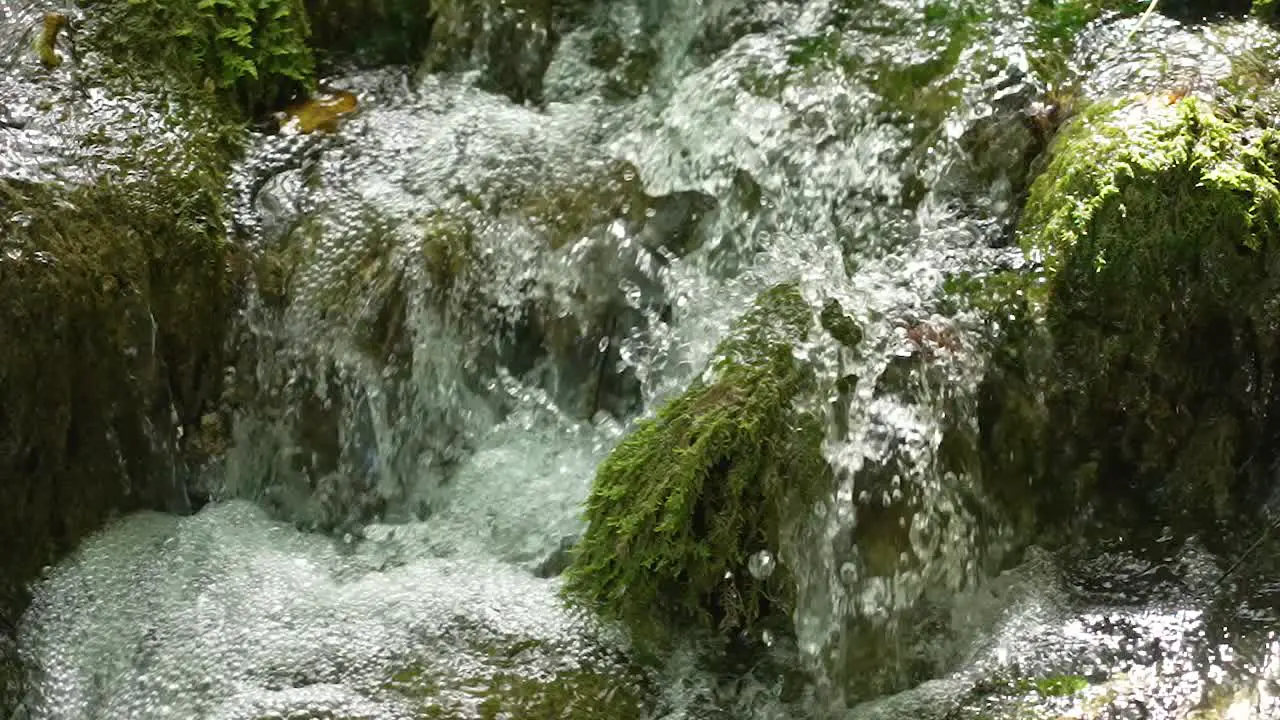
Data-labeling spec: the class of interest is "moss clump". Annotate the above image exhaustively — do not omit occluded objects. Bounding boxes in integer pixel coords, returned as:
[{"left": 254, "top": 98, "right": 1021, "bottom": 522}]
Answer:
[
  {"left": 564, "top": 283, "right": 830, "bottom": 641},
  {"left": 1018, "top": 95, "right": 1280, "bottom": 534},
  {"left": 82, "top": 0, "right": 315, "bottom": 113}
]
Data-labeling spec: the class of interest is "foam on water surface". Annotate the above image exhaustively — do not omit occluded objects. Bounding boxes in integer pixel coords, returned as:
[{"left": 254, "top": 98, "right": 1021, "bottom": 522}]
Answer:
[{"left": 19, "top": 500, "right": 637, "bottom": 720}]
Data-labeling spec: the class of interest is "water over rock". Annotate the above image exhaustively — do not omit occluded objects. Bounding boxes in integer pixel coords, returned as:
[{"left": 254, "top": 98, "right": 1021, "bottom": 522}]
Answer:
[{"left": 222, "top": 68, "right": 715, "bottom": 534}]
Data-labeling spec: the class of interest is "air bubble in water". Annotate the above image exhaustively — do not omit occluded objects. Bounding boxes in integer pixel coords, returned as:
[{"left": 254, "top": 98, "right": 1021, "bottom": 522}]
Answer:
[{"left": 748, "top": 549, "right": 776, "bottom": 580}]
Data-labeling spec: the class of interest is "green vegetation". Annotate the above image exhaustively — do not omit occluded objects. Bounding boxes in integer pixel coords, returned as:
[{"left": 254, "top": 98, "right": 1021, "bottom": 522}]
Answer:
[
  {"left": 563, "top": 283, "right": 832, "bottom": 642},
  {"left": 1256, "top": 0, "right": 1280, "bottom": 22},
  {"left": 82, "top": 0, "right": 315, "bottom": 113},
  {"left": 34, "top": 12, "right": 68, "bottom": 68},
  {"left": 1017, "top": 94, "right": 1280, "bottom": 533},
  {"left": 1027, "top": 0, "right": 1149, "bottom": 63},
  {"left": 1019, "top": 674, "right": 1089, "bottom": 696}
]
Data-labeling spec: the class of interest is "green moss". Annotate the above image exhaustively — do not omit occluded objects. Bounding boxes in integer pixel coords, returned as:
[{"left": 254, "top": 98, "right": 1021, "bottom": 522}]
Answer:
[
  {"left": 82, "top": 0, "right": 315, "bottom": 113},
  {"left": 754, "top": 1, "right": 987, "bottom": 124},
  {"left": 1017, "top": 94, "right": 1280, "bottom": 533},
  {"left": 384, "top": 660, "right": 649, "bottom": 720},
  {"left": 1019, "top": 674, "right": 1089, "bottom": 696},
  {"left": 34, "top": 12, "right": 68, "bottom": 68},
  {"left": 563, "top": 282, "right": 830, "bottom": 642},
  {"left": 421, "top": 208, "right": 479, "bottom": 294}
]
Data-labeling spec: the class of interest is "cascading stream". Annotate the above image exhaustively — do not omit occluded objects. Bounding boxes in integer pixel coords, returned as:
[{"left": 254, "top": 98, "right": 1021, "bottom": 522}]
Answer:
[{"left": 10, "top": 0, "right": 1280, "bottom": 718}]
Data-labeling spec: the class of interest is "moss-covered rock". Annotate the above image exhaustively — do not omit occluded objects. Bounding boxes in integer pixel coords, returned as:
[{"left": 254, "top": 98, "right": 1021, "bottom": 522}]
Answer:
[
  {"left": 424, "top": 0, "right": 558, "bottom": 104},
  {"left": 1017, "top": 94, "right": 1280, "bottom": 536},
  {"left": 384, "top": 661, "right": 651, "bottom": 720},
  {"left": 82, "top": 0, "right": 315, "bottom": 113},
  {"left": 0, "top": 102, "right": 242, "bottom": 641},
  {"left": 563, "top": 283, "right": 831, "bottom": 642}
]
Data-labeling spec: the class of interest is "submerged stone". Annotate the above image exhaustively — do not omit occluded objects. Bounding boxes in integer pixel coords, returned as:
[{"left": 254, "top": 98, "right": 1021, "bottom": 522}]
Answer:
[
  {"left": 563, "top": 283, "right": 831, "bottom": 642},
  {"left": 276, "top": 89, "right": 359, "bottom": 135}
]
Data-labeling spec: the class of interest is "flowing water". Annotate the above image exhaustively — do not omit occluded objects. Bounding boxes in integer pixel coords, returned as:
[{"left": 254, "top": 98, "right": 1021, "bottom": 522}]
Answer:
[{"left": 6, "top": 0, "right": 1280, "bottom": 718}]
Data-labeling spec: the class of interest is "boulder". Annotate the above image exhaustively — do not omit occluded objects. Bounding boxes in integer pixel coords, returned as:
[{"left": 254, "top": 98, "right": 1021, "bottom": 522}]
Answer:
[
  {"left": 1017, "top": 94, "right": 1280, "bottom": 537},
  {"left": 563, "top": 283, "right": 833, "bottom": 643}
]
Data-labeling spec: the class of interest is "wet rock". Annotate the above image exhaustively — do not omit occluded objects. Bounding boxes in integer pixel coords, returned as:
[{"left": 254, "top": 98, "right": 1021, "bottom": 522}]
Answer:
[
  {"left": 0, "top": 165, "right": 242, "bottom": 710},
  {"left": 424, "top": 0, "right": 558, "bottom": 105},
  {"left": 223, "top": 74, "right": 715, "bottom": 531},
  {"left": 303, "top": 0, "right": 434, "bottom": 68}
]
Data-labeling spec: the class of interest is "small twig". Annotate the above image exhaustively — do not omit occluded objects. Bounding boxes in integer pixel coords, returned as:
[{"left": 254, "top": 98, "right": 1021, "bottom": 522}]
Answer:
[
  {"left": 1213, "top": 512, "right": 1280, "bottom": 590},
  {"left": 1123, "top": 0, "right": 1162, "bottom": 46}
]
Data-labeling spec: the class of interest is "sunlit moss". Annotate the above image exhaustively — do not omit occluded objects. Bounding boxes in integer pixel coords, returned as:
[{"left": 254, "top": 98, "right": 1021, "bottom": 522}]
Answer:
[
  {"left": 563, "top": 283, "right": 831, "bottom": 643},
  {"left": 1018, "top": 94, "right": 1280, "bottom": 533},
  {"left": 1021, "top": 674, "right": 1089, "bottom": 696}
]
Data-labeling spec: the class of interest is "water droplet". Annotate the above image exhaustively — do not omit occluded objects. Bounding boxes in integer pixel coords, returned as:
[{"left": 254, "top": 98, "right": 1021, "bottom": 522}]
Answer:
[{"left": 748, "top": 550, "right": 776, "bottom": 580}]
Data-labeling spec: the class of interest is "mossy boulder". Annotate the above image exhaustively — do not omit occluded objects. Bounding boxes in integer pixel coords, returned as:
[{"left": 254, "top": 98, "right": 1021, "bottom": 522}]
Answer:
[
  {"left": 0, "top": 99, "right": 242, "bottom": 648},
  {"left": 424, "top": 0, "right": 559, "bottom": 105},
  {"left": 563, "top": 283, "right": 831, "bottom": 642},
  {"left": 1016, "top": 94, "right": 1280, "bottom": 536}
]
